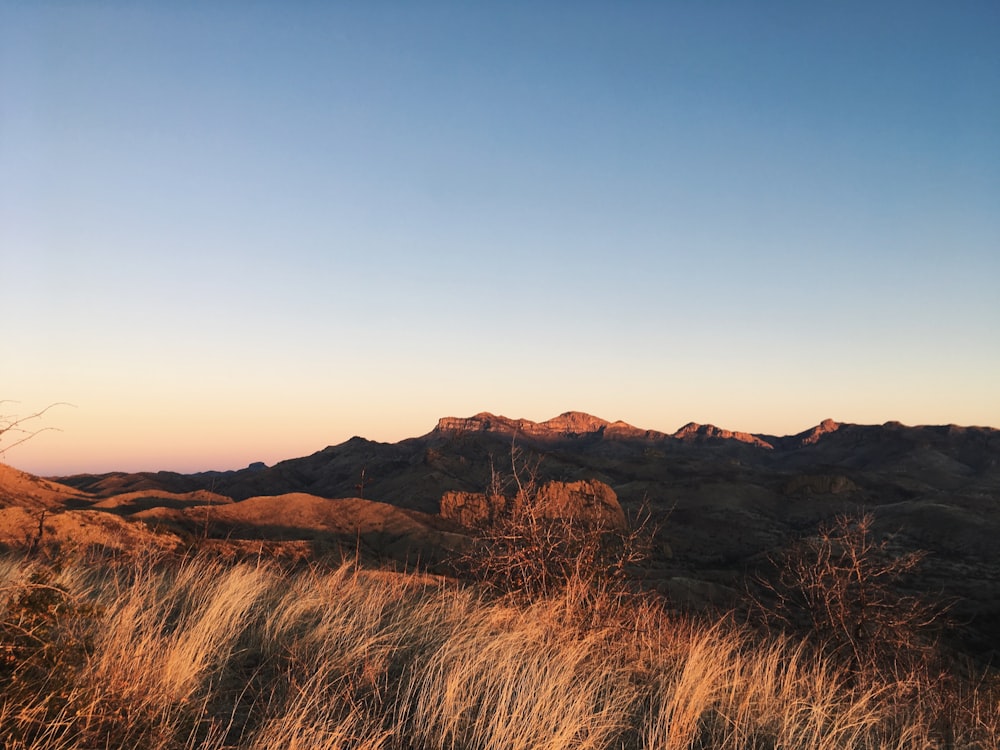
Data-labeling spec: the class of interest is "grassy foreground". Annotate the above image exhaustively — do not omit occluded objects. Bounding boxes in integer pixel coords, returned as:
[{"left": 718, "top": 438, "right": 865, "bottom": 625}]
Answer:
[{"left": 1, "top": 552, "right": 997, "bottom": 750}]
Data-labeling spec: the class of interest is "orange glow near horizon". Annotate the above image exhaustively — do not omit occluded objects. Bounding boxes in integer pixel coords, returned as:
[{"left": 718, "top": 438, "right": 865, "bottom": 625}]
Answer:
[{"left": 5, "top": 391, "right": 999, "bottom": 478}]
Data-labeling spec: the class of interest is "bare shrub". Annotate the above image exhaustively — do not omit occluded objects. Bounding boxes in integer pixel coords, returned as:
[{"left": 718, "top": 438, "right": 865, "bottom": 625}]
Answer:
[
  {"left": 751, "top": 512, "right": 951, "bottom": 709},
  {"left": 453, "top": 446, "right": 653, "bottom": 600}
]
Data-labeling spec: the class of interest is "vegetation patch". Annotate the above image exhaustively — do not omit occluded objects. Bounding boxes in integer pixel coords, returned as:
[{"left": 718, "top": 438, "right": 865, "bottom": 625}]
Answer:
[{"left": 0, "top": 546, "right": 997, "bottom": 750}]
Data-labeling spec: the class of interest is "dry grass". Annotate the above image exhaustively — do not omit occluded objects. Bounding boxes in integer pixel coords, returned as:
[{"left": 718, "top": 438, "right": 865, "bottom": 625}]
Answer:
[{"left": 0, "top": 551, "right": 997, "bottom": 750}]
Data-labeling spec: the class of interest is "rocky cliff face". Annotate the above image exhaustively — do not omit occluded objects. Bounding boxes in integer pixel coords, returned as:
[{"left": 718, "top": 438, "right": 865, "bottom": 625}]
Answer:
[
  {"left": 438, "top": 490, "right": 508, "bottom": 528},
  {"left": 435, "top": 411, "right": 668, "bottom": 443},
  {"left": 434, "top": 411, "right": 792, "bottom": 448},
  {"left": 435, "top": 413, "right": 538, "bottom": 437},
  {"left": 605, "top": 424, "right": 664, "bottom": 440},
  {"left": 440, "top": 479, "right": 627, "bottom": 532},
  {"left": 798, "top": 418, "right": 841, "bottom": 445},
  {"left": 671, "top": 422, "right": 775, "bottom": 449}
]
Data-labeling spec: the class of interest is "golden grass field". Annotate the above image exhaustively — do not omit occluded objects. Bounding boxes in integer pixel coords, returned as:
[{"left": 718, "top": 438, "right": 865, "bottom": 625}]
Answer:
[{"left": 2, "top": 551, "right": 997, "bottom": 750}]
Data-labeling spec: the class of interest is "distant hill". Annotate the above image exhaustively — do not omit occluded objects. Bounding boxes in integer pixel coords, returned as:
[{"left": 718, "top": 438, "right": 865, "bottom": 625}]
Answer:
[{"left": 56, "top": 411, "right": 1000, "bottom": 512}]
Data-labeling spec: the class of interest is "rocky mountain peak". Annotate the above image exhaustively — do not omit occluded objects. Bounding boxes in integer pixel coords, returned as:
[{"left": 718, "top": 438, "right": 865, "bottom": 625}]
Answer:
[
  {"left": 800, "top": 418, "right": 841, "bottom": 445},
  {"left": 671, "top": 422, "right": 775, "bottom": 449},
  {"left": 435, "top": 412, "right": 779, "bottom": 446},
  {"left": 435, "top": 413, "right": 523, "bottom": 435},
  {"left": 435, "top": 412, "right": 615, "bottom": 440},
  {"left": 539, "top": 412, "right": 610, "bottom": 434}
]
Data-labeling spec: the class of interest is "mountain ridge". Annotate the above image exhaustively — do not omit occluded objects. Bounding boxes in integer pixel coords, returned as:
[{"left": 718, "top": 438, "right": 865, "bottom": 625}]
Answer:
[
  {"left": 49, "top": 413, "right": 1000, "bottom": 489},
  {"left": 431, "top": 411, "right": 848, "bottom": 449}
]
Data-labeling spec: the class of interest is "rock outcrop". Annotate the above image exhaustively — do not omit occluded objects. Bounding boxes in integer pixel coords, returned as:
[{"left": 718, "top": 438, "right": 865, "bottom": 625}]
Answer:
[
  {"left": 439, "top": 490, "right": 507, "bottom": 528},
  {"left": 434, "top": 411, "right": 669, "bottom": 442},
  {"left": 671, "top": 423, "right": 775, "bottom": 449},
  {"left": 799, "top": 418, "right": 841, "bottom": 445},
  {"left": 440, "top": 479, "right": 627, "bottom": 532}
]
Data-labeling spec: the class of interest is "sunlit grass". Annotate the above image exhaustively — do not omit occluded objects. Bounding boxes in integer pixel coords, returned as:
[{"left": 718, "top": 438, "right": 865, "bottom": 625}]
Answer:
[{"left": 0, "top": 552, "right": 996, "bottom": 749}]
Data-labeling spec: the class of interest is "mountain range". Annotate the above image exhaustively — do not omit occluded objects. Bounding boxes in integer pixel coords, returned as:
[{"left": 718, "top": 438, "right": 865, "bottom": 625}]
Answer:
[{"left": 56, "top": 411, "right": 1000, "bottom": 504}]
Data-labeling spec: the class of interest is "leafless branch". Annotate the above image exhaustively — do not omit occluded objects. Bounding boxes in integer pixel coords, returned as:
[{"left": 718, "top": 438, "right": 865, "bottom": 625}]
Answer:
[{"left": 0, "top": 401, "right": 75, "bottom": 456}]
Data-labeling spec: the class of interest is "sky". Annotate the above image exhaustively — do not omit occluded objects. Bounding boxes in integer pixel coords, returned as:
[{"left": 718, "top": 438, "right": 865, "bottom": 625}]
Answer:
[{"left": 2, "top": 2, "right": 998, "bottom": 476}]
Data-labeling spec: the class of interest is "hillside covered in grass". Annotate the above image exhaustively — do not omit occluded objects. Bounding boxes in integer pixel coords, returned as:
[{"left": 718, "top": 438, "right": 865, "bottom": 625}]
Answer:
[{"left": 2, "top": 550, "right": 998, "bottom": 750}]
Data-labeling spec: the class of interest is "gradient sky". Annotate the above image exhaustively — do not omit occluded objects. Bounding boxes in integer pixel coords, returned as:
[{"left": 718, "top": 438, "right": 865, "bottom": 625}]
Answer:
[{"left": 2, "top": 2, "right": 998, "bottom": 476}]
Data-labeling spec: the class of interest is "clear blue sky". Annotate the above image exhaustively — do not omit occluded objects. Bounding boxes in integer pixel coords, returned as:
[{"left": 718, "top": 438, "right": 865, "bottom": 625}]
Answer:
[{"left": 3, "top": 2, "right": 998, "bottom": 475}]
